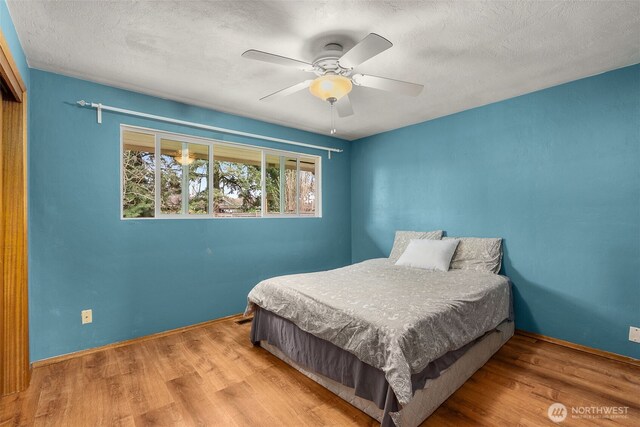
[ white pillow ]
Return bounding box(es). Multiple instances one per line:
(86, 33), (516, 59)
(395, 239), (460, 271)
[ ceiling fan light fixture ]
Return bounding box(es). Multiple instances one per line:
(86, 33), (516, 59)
(309, 74), (352, 102)
(174, 149), (195, 165)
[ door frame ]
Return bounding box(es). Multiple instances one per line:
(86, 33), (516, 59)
(0, 26), (29, 396)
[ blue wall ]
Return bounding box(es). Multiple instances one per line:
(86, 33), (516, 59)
(351, 64), (640, 359)
(11, 0), (638, 362)
(29, 70), (351, 361)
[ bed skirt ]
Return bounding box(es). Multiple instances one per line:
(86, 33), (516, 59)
(251, 307), (514, 426)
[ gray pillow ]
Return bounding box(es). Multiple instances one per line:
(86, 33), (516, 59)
(443, 237), (503, 274)
(389, 230), (443, 262)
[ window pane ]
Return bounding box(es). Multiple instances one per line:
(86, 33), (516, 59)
(187, 143), (210, 215)
(284, 157), (297, 214)
(122, 130), (155, 218)
(160, 139), (183, 214)
(265, 154), (281, 214)
(214, 145), (262, 217)
(160, 139), (210, 215)
(265, 155), (298, 215)
(299, 157), (317, 216)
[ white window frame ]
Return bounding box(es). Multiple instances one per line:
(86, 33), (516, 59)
(120, 124), (322, 220)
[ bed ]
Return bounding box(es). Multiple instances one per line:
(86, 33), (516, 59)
(246, 255), (513, 427)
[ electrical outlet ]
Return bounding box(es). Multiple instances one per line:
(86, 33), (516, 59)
(81, 309), (92, 325)
(629, 326), (640, 344)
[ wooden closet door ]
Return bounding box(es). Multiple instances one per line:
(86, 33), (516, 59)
(0, 28), (29, 395)
(0, 89), (4, 393)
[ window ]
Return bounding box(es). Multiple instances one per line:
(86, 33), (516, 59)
(298, 156), (318, 215)
(122, 131), (156, 218)
(121, 126), (321, 219)
(265, 155), (297, 215)
(214, 145), (261, 217)
(159, 138), (210, 215)
(264, 155), (319, 216)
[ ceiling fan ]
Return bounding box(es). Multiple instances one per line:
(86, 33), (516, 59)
(242, 33), (423, 134)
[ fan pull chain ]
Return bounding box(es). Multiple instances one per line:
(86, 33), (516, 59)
(330, 100), (337, 135)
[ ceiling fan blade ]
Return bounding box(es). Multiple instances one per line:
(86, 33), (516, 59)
(260, 80), (313, 101)
(338, 33), (392, 69)
(352, 74), (423, 96)
(335, 95), (354, 117)
(242, 49), (313, 71)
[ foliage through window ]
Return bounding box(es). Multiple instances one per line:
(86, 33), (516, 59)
(299, 157), (318, 215)
(159, 139), (210, 215)
(265, 155), (298, 215)
(122, 131), (155, 218)
(214, 145), (262, 217)
(121, 127), (321, 219)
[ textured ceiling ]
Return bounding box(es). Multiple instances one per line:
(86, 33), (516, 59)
(8, 1), (640, 140)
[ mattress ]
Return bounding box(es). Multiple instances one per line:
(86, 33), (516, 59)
(246, 258), (512, 406)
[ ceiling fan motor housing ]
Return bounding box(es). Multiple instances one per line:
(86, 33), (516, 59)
(313, 43), (352, 77)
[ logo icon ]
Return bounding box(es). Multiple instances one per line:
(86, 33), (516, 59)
(548, 403), (568, 423)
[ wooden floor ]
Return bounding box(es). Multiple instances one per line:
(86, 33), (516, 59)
(1, 318), (638, 426)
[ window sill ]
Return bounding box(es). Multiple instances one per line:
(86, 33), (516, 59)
(120, 214), (322, 221)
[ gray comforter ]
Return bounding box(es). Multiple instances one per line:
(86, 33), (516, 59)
(245, 258), (511, 405)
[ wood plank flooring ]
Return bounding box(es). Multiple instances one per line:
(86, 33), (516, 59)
(1, 318), (638, 426)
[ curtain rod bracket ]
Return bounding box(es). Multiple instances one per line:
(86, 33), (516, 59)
(76, 100), (101, 123)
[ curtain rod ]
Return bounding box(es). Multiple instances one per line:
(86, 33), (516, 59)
(76, 100), (343, 158)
